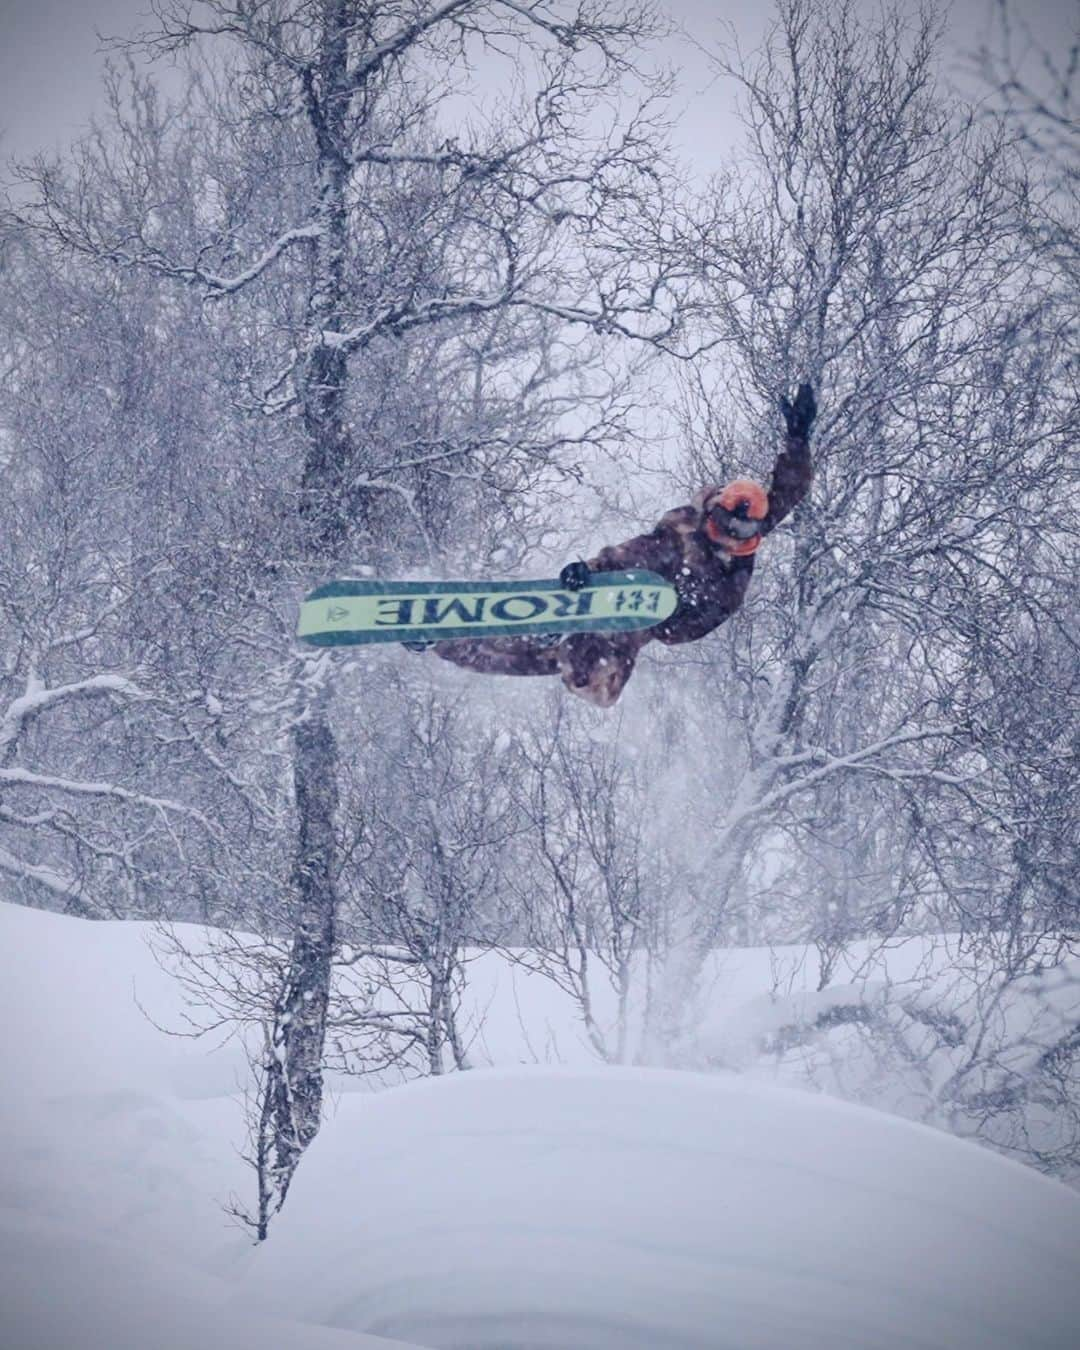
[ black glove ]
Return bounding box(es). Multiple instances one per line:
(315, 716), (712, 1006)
(559, 560), (592, 591)
(780, 382), (817, 440)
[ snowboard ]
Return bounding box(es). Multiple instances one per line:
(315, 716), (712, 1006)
(297, 570), (678, 647)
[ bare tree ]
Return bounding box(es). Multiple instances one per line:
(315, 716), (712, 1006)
(643, 0), (1078, 1059)
(503, 696), (657, 1063)
(0, 228), (231, 917)
(968, 0), (1079, 287)
(8, 0), (689, 1221)
(332, 673), (525, 1078)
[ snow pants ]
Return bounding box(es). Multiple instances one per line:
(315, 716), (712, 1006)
(434, 627), (653, 709)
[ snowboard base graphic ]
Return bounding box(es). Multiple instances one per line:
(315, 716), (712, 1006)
(297, 570), (678, 647)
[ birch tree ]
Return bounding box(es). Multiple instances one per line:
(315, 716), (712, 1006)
(0, 226), (231, 917)
(11, 0), (686, 1217)
(330, 675), (523, 1080)
(503, 697), (658, 1064)
(969, 0), (1079, 288)
(645, 0), (1077, 1056)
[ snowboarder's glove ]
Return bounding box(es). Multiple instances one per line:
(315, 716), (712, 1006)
(780, 383), (817, 441)
(560, 560), (592, 591)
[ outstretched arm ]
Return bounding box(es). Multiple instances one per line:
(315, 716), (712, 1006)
(761, 383), (816, 536)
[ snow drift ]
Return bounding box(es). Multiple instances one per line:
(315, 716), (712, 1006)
(238, 1065), (1080, 1350)
(3, 899), (1080, 1350)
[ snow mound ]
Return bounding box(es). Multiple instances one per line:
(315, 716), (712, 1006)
(0, 901), (424, 1350)
(3, 900), (1079, 1350)
(239, 1066), (1080, 1350)
(0, 1210), (425, 1350)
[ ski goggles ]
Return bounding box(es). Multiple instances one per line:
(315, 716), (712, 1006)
(707, 504), (763, 540)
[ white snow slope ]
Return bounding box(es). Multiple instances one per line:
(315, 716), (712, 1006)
(0, 902), (422, 1350)
(3, 899), (1080, 1350)
(241, 1068), (1080, 1350)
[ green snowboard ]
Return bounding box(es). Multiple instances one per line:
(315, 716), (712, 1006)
(297, 570), (678, 647)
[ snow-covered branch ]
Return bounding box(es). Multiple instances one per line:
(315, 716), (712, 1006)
(0, 672), (148, 763)
(0, 844), (85, 910)
(197, 224), (322, 297)
(0, 766), (216, 828)
(748, 724), (965, 824)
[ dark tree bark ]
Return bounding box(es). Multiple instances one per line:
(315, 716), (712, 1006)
(268, 1), (357, 1214)
(269, 713), (340, 1205)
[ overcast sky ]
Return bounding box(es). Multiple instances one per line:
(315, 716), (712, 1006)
(0, 0), (1075, 174)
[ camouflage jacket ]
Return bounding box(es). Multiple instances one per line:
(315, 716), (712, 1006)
(586, 432), (812, 646)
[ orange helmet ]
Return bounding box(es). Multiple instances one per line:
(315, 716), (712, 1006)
(704, 479), (769, 556)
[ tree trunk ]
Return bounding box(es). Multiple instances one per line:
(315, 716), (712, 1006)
(267, 707), (340, 1202)
(264, 0), (357, 1217)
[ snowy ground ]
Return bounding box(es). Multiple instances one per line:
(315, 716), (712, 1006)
(2, 899), (1079, 1349)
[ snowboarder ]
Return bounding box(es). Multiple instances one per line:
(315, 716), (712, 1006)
(428, 383), (817, 708)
